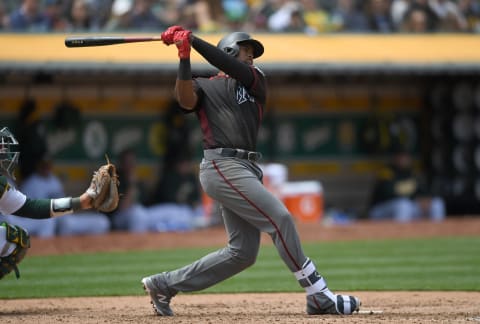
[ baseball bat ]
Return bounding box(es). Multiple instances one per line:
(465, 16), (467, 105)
(65, 36), (163, 48)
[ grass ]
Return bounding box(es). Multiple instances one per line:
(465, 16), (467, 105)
(0, 237), (479, 299)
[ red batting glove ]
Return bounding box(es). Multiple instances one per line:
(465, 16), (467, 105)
(161, 25), (184, 45)
(174, 30), (192, 59)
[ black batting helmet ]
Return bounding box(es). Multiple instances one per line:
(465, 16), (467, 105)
(217, 32), (264, 58)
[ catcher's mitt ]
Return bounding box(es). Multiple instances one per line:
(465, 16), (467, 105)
(86, 155), (120, 213)
(0, 222), (30, 280)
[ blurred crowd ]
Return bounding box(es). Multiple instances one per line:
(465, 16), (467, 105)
(0, 0), (479, 34)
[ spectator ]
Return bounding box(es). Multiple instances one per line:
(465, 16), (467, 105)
(115, 0), (166, 31)
(144, 99), (209, 230)
(155, 0), (181, 29)
(400, 5), (431, 32)
(150, 155), (201, 211)
(5, 0), (49, 31)
(330, 0), (369, 32)
(108, 147), (151, 232)
(391, 0), (412, 28)
(429, 0), (468, 32)
(248, 0), (281, 31)
(111, 148), (206, 233)
(43, 0), (69, 31)
(88, 0), (114, 31)
(176, 0), (209, 31)
(162, 99), (195, 169)
(148, 154), (207, 231)
(267, 1), (307, 32)
(400, 0), (439, 32)
(458, 0), (480, 32)
(1, 0), (478, 33)
(66, 0), (93, 32)
(222, 0), (250, 30)
(104, 0), (132, 31)
(301, 0), (331, 33)
(0, 2), (7, 29)
(13, 98), (48, 181)
(0, 0), (17, 15)
(148, 99), (202, 226)
(365, 0), (396, 33)
(368, 147), (446, 222)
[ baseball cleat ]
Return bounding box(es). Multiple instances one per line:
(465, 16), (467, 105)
(141, 275), (174, 316)
(306, 292), (360, 315)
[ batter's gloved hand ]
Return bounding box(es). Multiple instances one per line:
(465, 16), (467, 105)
(161, 25), (184, 45)
(0, 222), (30, 280)
(174, 30), (192, 59)
(86, 155), (120, 213)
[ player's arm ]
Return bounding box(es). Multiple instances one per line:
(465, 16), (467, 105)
(12, 193), (93, 219)
(174, 59), (198, 110)
(174, 34), (257, 109)
(161, 27), (198, 110)
(191, 36), (256, 88)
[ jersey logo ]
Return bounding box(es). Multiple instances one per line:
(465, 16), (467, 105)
(236, 86), (255, 105)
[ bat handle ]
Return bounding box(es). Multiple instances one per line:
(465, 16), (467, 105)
(124, 36), (163, 43)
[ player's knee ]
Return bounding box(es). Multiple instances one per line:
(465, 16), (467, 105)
(267, 212), (293, 234)
(229, 247), (258, 269)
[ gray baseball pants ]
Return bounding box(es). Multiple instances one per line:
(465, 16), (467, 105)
(162, 149), (308, 294)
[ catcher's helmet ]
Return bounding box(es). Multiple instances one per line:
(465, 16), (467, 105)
(217, 32), (264, 58)
(0, 127), (19, 179)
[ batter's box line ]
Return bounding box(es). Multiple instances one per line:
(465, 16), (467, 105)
(466, 316), (480, 322)
(357, 309), (384, 315)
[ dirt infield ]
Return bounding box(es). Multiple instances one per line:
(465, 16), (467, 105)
(2, 217), (480, 324)
(3, 292), (480, 324)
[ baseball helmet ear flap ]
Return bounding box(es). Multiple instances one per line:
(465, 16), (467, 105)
(217, 32), (264, 58)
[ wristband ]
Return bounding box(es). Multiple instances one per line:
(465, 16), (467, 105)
(178, 59), (192, 80)
(51, 197), (75, 217)
(72, 197), (82, 210)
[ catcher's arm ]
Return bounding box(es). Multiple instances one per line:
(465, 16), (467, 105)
(49, 194), (94, 217)
(12, 194), (94, 219)
(47, 156), (120, 215)
(9, 156), (118, 218)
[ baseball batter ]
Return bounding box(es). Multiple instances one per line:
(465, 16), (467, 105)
(0, 127), (118, 279)
(142, 26), (360, 316)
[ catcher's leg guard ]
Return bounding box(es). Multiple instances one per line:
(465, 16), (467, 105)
(0, 222), (30, 279)
(142, 275), (174, 316)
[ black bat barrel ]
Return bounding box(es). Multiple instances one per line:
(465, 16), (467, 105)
(65, 37), (126, 47)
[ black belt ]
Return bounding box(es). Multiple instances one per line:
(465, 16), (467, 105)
(219, 148), (262, 162)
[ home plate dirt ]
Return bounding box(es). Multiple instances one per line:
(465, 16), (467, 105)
(2, 217), (480, 324)
(1, 292), (480, 324)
